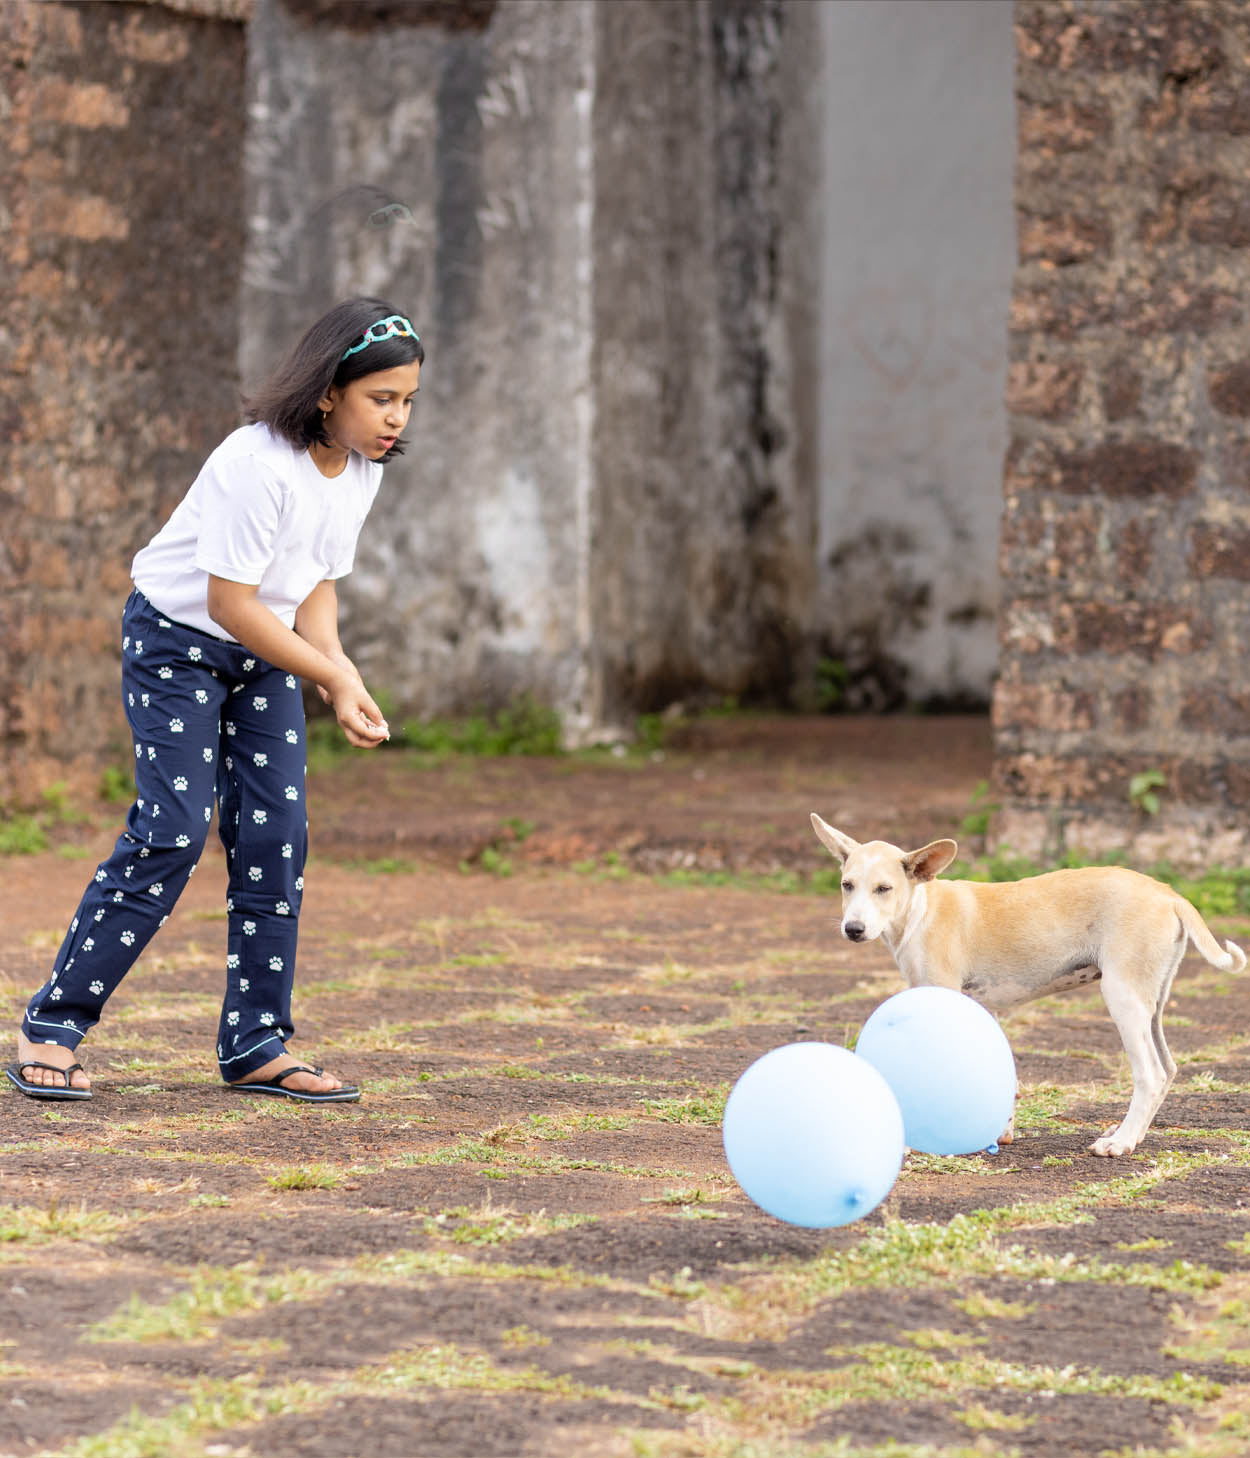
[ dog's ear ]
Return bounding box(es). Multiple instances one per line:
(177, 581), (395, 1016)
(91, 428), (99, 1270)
(902, 839), (958, 882)
(810, 814), (859, 863)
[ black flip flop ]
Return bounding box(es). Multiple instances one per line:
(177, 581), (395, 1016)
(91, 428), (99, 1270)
(227, 1064), (360, 1103)
(5, 1060), (93, 1101)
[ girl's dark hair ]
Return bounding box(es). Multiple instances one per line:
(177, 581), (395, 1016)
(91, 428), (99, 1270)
(243, 296), (424, 461)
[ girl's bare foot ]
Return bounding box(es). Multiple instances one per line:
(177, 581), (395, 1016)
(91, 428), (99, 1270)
(229, 1049), (347, 1096)
(15, 1031), (91, 1092)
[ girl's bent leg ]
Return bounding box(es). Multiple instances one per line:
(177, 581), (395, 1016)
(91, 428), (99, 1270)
(21, 595), (223, 1052)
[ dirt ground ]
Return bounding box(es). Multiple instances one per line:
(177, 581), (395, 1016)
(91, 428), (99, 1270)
(3, 716), (1250, 1458)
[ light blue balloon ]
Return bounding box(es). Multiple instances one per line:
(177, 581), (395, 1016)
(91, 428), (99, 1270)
(722, 1042), (905, 1228)
(855, 987), (1017, 1155)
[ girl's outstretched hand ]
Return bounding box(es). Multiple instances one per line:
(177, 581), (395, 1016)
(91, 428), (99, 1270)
(316, 651), (363, 706)
(328, 676), (390, 748)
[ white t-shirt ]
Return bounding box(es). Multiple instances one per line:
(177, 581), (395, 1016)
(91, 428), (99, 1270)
(131, 423), (383, 640)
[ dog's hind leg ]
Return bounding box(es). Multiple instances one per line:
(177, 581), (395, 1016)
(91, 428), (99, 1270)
(1149, 945), (1184, 1094)
(1091, 938), (1185, 1157)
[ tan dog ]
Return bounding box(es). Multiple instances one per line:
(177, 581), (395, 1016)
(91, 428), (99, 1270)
(810, 814), (1246, 1157)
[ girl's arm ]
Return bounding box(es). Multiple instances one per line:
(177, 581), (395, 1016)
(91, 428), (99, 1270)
(206, 575), (388, 748)
(294, 579), (361, 702)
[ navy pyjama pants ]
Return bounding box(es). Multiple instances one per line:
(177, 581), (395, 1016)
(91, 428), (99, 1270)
(22, 591), (310, 1081)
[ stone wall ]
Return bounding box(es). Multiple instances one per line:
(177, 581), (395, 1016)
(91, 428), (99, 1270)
(0, 0), (248, 802)
(994, 0), (1250, 867)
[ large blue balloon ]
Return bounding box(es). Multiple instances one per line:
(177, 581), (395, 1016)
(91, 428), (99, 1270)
(722, 1042), (905, 1228)
(855, 987), (1017, 1155)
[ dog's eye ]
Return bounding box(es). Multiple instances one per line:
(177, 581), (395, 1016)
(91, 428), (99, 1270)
(874, 884), (891, 895)
(841, 880), (854, 893)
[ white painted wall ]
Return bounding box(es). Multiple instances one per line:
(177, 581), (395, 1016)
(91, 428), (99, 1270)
(817, 0), (1016, 705)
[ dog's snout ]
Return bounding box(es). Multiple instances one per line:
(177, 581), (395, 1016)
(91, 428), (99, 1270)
(843, 920), (866, 943)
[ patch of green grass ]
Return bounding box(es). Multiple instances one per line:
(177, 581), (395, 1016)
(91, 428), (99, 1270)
(524, 1110), (633, 1140)
(1013, 1083), (1075, 1131)
(955, 1401), (1035, 1433)
(366, 1338), (642, 1402)
(822, 1341), (1221, 1409)
(952, 1290), (1035, 1321)
(424, 1207), (598, 1247)
(641, 1089), (728, 1125)
(345, 855), (420, 874)
(958, 780), (1001, 839)
(643, 1186), (726, 1210)
(88, 1264), (324, 1343)
(903, 1152), (1017, 1177)
(1184, 1071), (1244, 1094)
(57, 1374), (323, 1458)
(501, 1323), (552, 1349)
(0, 782), (102, 853)
(0, 812), (49, 855)
(0, 1201), (126, 1244)
(479, 845), (513, 876)
(99, 763), (135, 804)
(266, 1164), (342, 1191)
(401, 696), (564, 757)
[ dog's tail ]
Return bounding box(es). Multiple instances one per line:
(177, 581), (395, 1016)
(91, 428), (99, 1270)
(1175, 897), (1247, 972)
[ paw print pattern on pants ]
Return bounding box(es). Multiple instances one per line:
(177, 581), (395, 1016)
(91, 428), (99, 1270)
(26, 598), (310, 1075)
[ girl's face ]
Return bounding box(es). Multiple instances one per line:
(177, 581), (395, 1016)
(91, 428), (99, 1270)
(319, 360), (422, 462)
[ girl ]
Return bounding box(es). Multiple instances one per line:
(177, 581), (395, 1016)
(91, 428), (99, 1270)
(6, 297), (423, 1104)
